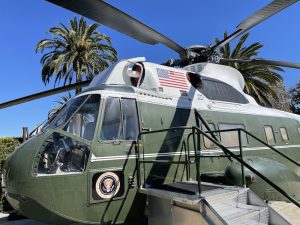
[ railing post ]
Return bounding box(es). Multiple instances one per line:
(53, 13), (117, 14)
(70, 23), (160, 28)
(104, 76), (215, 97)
(183, 141), (190, 181)
(135, 139), (141, 188)
(192, 127), (202, 195)
(238, 129), (246, 188)
(142, 138), (146, 188)
(187, 133), (194, 181)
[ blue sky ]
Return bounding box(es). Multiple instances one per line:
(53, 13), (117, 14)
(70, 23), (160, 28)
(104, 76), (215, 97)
(0, 0), (300, 137)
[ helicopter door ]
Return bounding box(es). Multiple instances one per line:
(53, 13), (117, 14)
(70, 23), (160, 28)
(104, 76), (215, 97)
(100, 97), (139, 142)
(90, 97), (139, 203)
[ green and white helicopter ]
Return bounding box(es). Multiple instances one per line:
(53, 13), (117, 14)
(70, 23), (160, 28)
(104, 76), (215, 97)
(1, 0), (300, 224)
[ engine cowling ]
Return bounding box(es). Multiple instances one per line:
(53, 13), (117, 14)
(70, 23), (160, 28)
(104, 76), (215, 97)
(225, 156), (300, 202)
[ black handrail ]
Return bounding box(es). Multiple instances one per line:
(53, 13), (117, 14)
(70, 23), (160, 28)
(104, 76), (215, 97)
(194, 110), (219, 143)
(136, 126), (202, 194)
(135, 125), (300, 207)
(205, 128), (300, 168)
(194, 110), (233, 161)
(192, 126), (300, 207)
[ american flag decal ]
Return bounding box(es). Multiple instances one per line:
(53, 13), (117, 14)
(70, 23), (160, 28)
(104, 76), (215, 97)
(157, 68), (188, 90)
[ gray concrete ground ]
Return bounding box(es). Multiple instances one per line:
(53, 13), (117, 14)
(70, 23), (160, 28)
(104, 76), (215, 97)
(269, 201), (300, 225)
(0, 214), (47, 225)
(0, 202), (299, 225)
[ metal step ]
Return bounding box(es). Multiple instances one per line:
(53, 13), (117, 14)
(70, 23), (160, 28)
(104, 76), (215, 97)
(239, 221), (268, 225)
(205, 189), (248, 205)
(141, 182), (291, 225)
(205, 190), (268, 224)
(204, 187), (289, 225)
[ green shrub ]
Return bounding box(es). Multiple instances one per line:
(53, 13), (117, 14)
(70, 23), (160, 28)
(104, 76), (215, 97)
(0, 137), (20, 212)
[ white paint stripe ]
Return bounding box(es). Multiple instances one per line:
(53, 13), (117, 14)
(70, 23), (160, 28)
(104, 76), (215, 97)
(90, 144), (300, 162)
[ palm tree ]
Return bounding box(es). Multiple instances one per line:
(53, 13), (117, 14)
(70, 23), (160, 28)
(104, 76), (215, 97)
(290, 81), (300, 114)
(36, 17), (117, 94)
(48, 92), (72, 119)
(215, 32), (283, 107)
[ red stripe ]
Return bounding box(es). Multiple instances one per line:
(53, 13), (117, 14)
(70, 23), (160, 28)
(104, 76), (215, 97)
(167, 76), (186, 80)
(159, 78), (187, 84)
(159, 77), (187, 83)
(168, 71), (184, 75)
(161, 74), (186, 79)
(160, 82), (187, 86)
(160, 83), (188, 90)
(159, 81), (188, 89)
(160, 82), (188, 89)
(168, 73), (185, 78)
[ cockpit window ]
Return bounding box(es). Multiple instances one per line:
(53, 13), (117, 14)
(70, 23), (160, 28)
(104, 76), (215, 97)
(122, 99), (139, 140)
(100, 97), (139, 141)
(42, 95), (100, 141)
(43, 95), (87, 131)
(100, 97), (122, 140)
(63, 95), (100, 141)
(37, 132), (90, 175)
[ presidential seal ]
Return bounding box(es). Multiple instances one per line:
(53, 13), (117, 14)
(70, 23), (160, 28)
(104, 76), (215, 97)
(95, 172), (120, 199)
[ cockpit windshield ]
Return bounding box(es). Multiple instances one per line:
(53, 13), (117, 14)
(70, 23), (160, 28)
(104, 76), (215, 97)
(42, 94), (100, 141)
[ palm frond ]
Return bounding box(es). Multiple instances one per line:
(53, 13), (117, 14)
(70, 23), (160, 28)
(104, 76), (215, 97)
(36, 16), (118, 90)
(215, 31), (284, 107)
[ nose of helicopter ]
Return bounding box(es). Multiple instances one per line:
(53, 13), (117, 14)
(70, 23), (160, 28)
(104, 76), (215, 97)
(1, 136), (56, 218)
(1, 135), (81, 225)
(2, 138), (38, 209)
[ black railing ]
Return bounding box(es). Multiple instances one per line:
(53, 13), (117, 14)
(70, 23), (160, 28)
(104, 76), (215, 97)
(135, 126), (202, 195)
(191, 126), (300, 207)
(206, 127), (300, 168)
(136, 116), (300, 207)
(195, 109), (300, 191)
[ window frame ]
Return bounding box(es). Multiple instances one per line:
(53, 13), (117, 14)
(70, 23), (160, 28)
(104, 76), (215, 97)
(99, 97), (140, 142)
(202, 123), (218, 149)
(36, 132), (91, 176)
(43, 94), (101, 142)
(120, 98), (141, 141)
(264, 125), (276, 146)
(279, 127), (289, 144)
(218, 123), (248, 148)
(46, 95), (89, 131)
(63, 94), (101, 141)
(190, 76), (249, 104)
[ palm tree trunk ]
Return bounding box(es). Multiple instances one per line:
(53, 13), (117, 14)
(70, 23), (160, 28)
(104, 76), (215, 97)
(75, 67), (83, 94)
(74, 67), (83, 136)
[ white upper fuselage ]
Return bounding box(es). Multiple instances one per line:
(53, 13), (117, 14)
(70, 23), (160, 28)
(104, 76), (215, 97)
(86, 58), (300, 123)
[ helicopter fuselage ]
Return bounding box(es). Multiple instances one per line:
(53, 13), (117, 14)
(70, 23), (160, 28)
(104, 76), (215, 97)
(2, 60), (300, 224)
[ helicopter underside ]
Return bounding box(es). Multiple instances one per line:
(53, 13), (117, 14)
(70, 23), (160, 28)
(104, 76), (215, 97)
(6, 193), (71, 224)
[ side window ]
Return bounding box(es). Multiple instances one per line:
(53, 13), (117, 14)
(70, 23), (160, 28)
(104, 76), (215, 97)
(202, 123), (217, 148)
(100, 97), (139, 141)
(279, 127), (289, 144)
(219, 123), (247, 147)
(192, 76), (249, 104)
(63, 95), (100, 141)
(121, 99), (139, 140)
(100, 97), (123, 140)
(264, 126), (276, 145)
(38, 132), (90, 175)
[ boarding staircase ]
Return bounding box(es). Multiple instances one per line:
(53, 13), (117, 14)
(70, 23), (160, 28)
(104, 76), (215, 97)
(140, 182), (289, 225)
(135, 110), (300, 225)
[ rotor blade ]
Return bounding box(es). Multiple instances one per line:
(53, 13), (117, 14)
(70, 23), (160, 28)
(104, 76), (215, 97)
(46, 0), (185, 55)
(220, 58), (300, 69)
(212, 0), (299, 49)
(0, 81), (90, 110)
